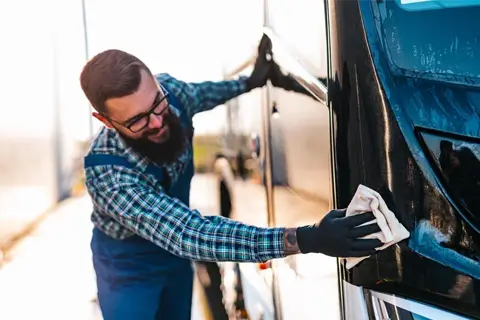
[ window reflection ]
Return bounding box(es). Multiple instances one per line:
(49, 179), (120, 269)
(431, 138), (480, 260)
(438, 139), (480, 220)
(374, 0), (480, 81)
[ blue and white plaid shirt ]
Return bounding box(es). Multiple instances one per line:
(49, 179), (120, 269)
(85, 73), (285, 263)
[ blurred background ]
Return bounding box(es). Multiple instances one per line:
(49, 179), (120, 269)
(0, 1), (266, 318)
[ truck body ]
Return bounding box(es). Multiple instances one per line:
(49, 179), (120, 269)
(211, 0), (480, 319)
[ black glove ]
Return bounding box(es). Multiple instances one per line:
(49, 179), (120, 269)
(246, 34), (273, 91)
(269, 62), (296, 91)
(269, 62), (328, 100)
(296, 209), (383, 257)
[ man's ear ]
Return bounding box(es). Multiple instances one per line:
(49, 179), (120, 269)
(92, 112), (113, 128)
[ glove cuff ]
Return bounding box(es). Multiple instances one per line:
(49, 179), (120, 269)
(296, 225), (316, 254)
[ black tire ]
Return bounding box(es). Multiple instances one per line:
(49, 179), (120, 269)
(219, 263), (251, 320)
(232, 264), (250, 319)
(220, 180), (232, 219)
(196, 261), (229, 320)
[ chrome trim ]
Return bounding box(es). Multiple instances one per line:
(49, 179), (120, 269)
(369, 290), (471, 320)
(342, 281), (369, 320)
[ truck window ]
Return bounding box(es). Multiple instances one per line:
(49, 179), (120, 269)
(421, 132), (480, 226)
(374, 1), (480, 83)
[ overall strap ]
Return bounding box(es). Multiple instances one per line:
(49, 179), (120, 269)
(84, 154), (132, 168)
(166, 89), (185, 121)
(165, 87), (193, 135)
(84, 154), (170, 191)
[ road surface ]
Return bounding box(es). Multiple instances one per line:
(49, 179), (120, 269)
(0, 175), (215, 320)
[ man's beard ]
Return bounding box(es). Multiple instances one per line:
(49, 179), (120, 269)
(119, 111), (187, 165)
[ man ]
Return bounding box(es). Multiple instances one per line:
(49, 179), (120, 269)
(80, 43), (383, 320)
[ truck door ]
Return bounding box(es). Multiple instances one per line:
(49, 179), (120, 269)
(264, 0), (340, 318)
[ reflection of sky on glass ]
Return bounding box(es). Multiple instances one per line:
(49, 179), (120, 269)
(378, 0), (480, 80)
(412, 314), (429, 320)
(422, 133), (480, 160)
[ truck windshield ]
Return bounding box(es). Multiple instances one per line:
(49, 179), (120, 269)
(375, 1), (480, 84)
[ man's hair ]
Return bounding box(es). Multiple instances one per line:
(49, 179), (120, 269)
(80, 49), (152, 114)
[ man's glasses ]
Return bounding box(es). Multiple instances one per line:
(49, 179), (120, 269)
(106, 86), (171, 133)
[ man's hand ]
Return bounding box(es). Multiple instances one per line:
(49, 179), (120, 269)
(246, 34), (273, 91)
(295, 209), (384, 258)
(246, 34), (320, 94)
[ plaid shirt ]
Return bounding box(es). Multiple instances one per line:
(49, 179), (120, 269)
(85, 73), (285, 263)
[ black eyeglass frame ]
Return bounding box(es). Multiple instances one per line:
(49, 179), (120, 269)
(103, 84), (171, 133)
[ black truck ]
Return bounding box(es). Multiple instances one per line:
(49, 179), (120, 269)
(202, 0), (480, 319)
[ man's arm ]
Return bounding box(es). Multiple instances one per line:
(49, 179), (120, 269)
(284, 228), (301, 255)
(86, 166), (286, 263)
(156, 36), (276, 116)
(157, 73), (249, 118)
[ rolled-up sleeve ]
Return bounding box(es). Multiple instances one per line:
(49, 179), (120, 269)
(86, 166), (285, 262)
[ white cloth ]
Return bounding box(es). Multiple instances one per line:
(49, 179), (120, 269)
(343, 184), (410, 269)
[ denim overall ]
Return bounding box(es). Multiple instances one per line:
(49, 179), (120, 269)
(86, 90), (195, 320)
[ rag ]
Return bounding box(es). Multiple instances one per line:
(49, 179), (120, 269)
(343, 184), (410, 269)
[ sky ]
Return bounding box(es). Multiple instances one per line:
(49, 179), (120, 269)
(0, 0), (264, 142)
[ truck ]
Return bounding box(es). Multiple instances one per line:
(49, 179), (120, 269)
(208, 0), (480, 319)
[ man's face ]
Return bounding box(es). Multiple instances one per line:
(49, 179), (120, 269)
(100, 69), (170, 143)
(93, 69), (187, 164)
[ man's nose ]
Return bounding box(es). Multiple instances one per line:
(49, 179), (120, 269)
(148, 113), (164, 129)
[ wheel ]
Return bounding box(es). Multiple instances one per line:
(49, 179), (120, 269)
(219, 180), (232, 219)
(219, 263), (251, 320)
(196, 261), (229, 320)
